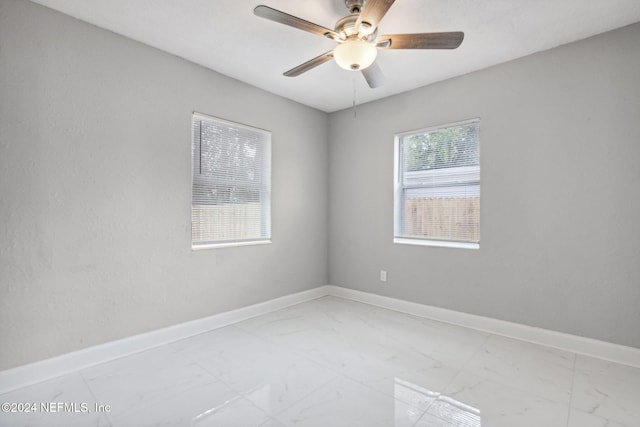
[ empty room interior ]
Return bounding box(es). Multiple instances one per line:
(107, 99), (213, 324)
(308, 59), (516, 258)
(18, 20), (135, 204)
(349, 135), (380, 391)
(1, 0), (640, 426)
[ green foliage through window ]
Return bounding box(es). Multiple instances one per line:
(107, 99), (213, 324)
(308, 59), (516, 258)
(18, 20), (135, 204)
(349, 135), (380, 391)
(403, 124), (479, 171)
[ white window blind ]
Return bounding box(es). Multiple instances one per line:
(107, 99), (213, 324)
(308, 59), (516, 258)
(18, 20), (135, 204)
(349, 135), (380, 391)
(395, 119), (480, 247)
(191, 113), (271, 248)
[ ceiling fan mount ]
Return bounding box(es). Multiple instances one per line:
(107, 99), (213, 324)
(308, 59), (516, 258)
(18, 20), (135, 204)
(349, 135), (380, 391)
(254, 0), (464, 88)
(344, 0), (365, 14)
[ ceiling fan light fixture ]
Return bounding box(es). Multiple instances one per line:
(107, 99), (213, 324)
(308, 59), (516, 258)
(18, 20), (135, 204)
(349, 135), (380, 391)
(333, 39), (377, 71)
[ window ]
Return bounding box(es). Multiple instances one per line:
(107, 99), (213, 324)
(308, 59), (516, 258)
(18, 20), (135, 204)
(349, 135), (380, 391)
(394, 119), (480, 249)
(191, 113), (271, 249)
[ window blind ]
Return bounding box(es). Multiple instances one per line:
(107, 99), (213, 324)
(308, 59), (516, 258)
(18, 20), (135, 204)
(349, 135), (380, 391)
(191, 113), (271, 247)
(396, 119), (480, 245)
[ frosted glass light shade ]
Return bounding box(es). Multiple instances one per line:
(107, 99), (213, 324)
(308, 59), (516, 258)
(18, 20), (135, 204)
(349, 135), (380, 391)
(333, 39), (377, 71)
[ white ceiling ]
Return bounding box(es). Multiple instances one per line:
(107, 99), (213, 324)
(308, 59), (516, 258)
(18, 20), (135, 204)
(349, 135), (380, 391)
(30, 0), (640, 112)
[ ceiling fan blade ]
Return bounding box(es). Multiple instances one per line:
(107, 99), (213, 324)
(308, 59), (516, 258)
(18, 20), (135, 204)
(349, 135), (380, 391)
(284, 51), (335, 77)
(379, 32), (464, 49)
(356, 0), (395, 32)
(362, 62), (385, 88)
(254, 5), (342, 41)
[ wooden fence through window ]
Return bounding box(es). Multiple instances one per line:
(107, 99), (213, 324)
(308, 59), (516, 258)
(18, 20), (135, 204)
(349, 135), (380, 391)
(404, 197), (480, 243)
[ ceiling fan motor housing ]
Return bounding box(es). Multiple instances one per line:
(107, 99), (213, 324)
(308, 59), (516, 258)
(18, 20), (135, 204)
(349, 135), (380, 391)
(335, 12), (376, 41)
(335, 13), (359, 38)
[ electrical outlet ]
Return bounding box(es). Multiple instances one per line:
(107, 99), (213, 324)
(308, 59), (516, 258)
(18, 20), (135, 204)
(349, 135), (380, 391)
(380, 270), (388, 282)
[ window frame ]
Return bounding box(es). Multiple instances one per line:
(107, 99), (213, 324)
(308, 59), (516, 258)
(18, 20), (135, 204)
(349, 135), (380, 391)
(393, 118), (480, 250)
(191, 112), (272, 250)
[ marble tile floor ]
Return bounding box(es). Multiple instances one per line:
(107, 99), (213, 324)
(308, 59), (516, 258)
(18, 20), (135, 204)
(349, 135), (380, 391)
(1, 296), (639, 427)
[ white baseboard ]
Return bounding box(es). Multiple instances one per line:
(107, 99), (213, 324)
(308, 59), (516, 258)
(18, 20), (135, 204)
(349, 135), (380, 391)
(2, 284), (638, 394)
(325, 285), (640, 369)
(0, 286), (328, 395)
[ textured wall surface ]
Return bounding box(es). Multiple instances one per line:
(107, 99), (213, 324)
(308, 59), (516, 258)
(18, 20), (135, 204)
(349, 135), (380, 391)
(0, 0), (328, 370)
(328, 23), (640, 348)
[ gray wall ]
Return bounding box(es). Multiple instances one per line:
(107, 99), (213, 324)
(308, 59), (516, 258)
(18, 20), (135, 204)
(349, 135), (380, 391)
(0, 0), (328, 370)
(328, 23), (640, 348)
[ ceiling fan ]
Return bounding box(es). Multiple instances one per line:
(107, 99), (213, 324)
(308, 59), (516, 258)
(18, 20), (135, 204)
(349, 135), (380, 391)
(254, 0), (464, 88)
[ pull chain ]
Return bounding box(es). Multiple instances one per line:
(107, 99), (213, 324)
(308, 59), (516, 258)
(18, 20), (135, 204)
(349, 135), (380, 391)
(352, 75), (357, 119)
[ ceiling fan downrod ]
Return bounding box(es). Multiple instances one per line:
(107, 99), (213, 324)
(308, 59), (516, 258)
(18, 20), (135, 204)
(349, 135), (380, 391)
(345, 0), (364, 14)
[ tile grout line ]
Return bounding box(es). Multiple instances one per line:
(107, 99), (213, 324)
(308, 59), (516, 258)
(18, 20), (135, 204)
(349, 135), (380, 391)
(78, 369), (115, 427)
(268, 376), (344, 423)
(414, 332), (491, 426)
(564, 353), (578, 427)
(180, 354), (280, 426)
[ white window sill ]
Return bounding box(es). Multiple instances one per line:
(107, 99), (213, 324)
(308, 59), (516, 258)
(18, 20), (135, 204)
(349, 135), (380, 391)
(394, 237), (479, 250)
(192, 240), (272, 251)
